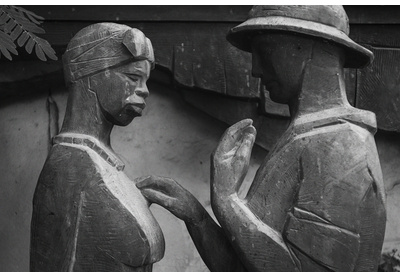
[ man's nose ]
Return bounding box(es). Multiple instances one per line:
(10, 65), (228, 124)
(252, 54), (262, 78)
(252, 67), (262, 78)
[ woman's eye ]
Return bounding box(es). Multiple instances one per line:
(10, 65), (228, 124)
(125, 74), (139, 82)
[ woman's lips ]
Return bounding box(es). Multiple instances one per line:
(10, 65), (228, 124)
(124, 102), (146, 116)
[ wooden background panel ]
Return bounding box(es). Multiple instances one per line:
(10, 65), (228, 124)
(356, 47), (400, 132)
(350, 25), (400, 48)
(345, 6), (400, 24)
(181, 88), (289, 151)
(17, 21), (260, 99)
(23, 5), (251, 22)
(5, 5), (400, 134)
(24, 6), (400, 24)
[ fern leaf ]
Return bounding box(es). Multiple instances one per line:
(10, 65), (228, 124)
(2, 6), (44, 34)
(25, 36), (34, 54)
(0, 29), (17, 60)
(0, 29), (17, 54)
(0, 11), (8, 25)
(35, 36), (57, 60)
(18, 17), (45, 34)
(13, 6), (44, 25)
(0, 43), (12, 60)
(35, 43), (46, 61)
(17, 30), (28, 47)
(25, 12), (42, 25)
(4, 19), (16, 33)
(10, 24), (22, 40)
(0, 5), (57, 61)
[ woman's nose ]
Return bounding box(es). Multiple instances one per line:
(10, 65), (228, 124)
(135, 84), (149, 98)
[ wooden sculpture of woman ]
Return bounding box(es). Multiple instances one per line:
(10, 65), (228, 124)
(30, 23), (164, 271)
(137, 6), (386, 271)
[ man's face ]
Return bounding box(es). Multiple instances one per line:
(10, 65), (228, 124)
(251, 33), (311, 104)
(89, 60), (151, 126)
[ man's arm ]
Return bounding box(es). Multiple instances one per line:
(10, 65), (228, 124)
(135, 176), (246, 271)
(210, 119), (298, 271)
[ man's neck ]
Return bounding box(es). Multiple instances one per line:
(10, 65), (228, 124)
(289, 43), (350, 119)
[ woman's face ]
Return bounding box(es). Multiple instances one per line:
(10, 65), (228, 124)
(89, 60), (151, 126)
(251, 33), (312, 104)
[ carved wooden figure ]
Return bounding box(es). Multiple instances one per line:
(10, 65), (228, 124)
(137, 6), (386, 272)
(30, 23), (164, 271)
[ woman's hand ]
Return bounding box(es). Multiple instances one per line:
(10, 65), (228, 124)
(211, 119), (256, 197)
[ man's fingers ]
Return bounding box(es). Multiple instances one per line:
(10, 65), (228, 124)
(216, 119), (254, 154)
(141, 188), (193, 222)
(235, 131), (256, 163)
(134, 175), (153, 187)
(243, 125), (256, 137)
(136, 175), (177, 190)
(223, 119), (253, 141)
(136, 175), (189, 202)
(140, 188), (176, 208)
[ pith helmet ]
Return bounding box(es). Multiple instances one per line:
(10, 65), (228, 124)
(227, 5), (373, 68)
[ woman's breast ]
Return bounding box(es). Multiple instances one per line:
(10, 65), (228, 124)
(93, 158), (165, 266)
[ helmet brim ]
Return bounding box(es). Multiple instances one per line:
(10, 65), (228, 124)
(227, 16), (373, 69)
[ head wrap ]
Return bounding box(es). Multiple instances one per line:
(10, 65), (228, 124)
(63, 23), (155, 84)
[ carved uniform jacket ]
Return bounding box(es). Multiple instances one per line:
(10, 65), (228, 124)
(217, 107), (386, 271)
(30, 133), (165, 271)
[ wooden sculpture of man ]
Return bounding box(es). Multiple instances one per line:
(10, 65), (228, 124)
(137, 6), (387, 271)
(30, 23), (165, 271)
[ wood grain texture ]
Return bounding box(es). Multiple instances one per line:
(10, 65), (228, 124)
(22, 5), (252, 22)
(30, 23), (165, 272)
(211, 26), (386, 271)
(344, 6), (400, 24)
(356, 47), (400, 131)
(350, 25), (400, 48)
(212, 109), (386, 271)
(23, 5), (400, 24)
(5, 7), (400, 138)
(31, 140), (164, 271)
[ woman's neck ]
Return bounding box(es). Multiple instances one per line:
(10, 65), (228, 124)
(289, 43), (350, 120)
(59, 79), (113, 148)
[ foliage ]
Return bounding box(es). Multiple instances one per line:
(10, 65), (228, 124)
(379, 249), (400, 272)
(0, 5), (57, 61)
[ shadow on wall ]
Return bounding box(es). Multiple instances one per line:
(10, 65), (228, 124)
(0, 81), (266, 272)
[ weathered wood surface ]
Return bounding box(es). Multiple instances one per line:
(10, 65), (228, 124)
(345, 6), (400, 24)
(23, 5), (400, 24)
(1, 21), (259, 99)
(211, 6), (385, 271)
(182, 88), (289, 151)
(3, 6), (400, 145)
(132, 6), (387, 272)
(210, 28), (386, 271)
(350, 25), (400, 48)
(356, 47), (400, 131)
(23, 5), (251, 22)
(30, 23), (164, 271)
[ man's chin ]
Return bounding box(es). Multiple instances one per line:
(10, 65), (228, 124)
(269, 93), (287, 104)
